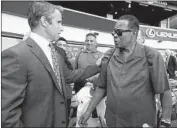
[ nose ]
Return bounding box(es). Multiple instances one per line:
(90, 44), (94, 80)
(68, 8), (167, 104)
(86, 41), (91, 45)
(112, 33), (120, 41)
(60, 25), (64, 32)
(88, 41), (92, 44)
(114, 36), (121, 42)
(113, 33), (118, 38)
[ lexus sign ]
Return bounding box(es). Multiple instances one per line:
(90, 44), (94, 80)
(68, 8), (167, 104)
(140, 26), (177, 42)
(146, 28), (177, 39)
(146, 29), (156, 38)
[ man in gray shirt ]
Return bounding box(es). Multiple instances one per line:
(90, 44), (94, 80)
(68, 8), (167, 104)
(79, 15), (172, 127)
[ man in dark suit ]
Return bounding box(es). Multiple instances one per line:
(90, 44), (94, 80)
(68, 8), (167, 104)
(165, 49), (177, 79)
(1, 1), (100, 127)
(54, 37), (76, 120)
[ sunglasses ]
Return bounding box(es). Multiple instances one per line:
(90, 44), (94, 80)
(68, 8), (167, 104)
(57, 43), (68, 47)
(111, 29), (132, 36)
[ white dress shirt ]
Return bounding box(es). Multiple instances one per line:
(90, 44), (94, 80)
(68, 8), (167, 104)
(30, 32), (54, 69)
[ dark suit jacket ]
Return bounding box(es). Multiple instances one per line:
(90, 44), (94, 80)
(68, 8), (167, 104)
(1, 37), (99, 127)
(53, 44), (73, 99)
(53, 44), (73, 70)
(167, 55), (177, 79)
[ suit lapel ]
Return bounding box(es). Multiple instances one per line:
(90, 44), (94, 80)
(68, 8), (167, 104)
(53, 46), (69, 97)
(56, 53), (67, 94)
(25, 37), (62, 94)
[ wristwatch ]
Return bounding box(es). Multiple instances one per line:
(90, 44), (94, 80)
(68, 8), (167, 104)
(160, 120), (171, 128)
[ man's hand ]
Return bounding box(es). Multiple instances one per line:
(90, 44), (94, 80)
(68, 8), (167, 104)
(96, 55), (104, 66)
(78, 112), (91, 127)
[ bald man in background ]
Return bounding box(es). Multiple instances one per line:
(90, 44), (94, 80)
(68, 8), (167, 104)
(73, 33), (103, 93)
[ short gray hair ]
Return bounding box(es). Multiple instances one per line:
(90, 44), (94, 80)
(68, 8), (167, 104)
(119, 15), (140, 31)
(27, 1), (63, 30)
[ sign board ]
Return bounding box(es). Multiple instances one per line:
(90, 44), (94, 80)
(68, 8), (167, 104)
(140, 26), (177, 42)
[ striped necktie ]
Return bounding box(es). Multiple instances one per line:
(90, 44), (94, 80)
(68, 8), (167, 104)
(49, 43), (63, 95)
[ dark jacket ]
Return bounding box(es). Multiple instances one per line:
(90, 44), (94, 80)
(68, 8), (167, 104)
(167, 55), (177, 79)
(1, 38), (99, 127)
(53, 44), (73, 99)
(53, 44), (73, 70)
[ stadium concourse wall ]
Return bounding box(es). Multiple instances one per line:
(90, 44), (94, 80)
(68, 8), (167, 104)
(1, 12), (114, 54)
(2, 3), (177, 54)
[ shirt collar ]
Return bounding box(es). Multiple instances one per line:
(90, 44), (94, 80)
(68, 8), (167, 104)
(83, 48), (97, 53)
(113, 43), (144, 59)
(30, 32), (51, 47)
(130, 43), (144, 58)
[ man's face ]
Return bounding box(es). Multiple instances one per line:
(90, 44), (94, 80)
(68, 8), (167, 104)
(85, 35), (97, 51)
(56, 40), (68, 50)
(112, 20), (134, 48)
(45, 10), (63, 42)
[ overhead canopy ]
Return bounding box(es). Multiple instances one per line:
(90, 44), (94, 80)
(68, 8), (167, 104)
(2, 1), (177, 33)
(51, 1), (177, 26)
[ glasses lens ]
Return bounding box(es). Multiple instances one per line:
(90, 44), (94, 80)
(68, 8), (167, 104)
(115, 29), (123, 36)
(113, 29), (132, 36)
(111, 30), (122, 36)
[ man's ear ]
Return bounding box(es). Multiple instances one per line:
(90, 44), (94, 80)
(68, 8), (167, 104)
(40, 16), (48, 27)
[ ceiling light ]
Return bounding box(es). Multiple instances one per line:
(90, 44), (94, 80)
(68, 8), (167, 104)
(139, 3), (149, 7)
(147, 2), (153, 5)
(125, 0), (131, 4)
(164, 8), (172, 11)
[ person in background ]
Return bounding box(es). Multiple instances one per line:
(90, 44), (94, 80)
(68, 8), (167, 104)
(73, 33), (103, 93)
(1, 1), (100, 127)
(73, 33), (103, 119)
(165, 49), (177, 79)
(54, 37), (73, 122)
(79, 15), (172, 127)
(54, 37), (73, 70)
